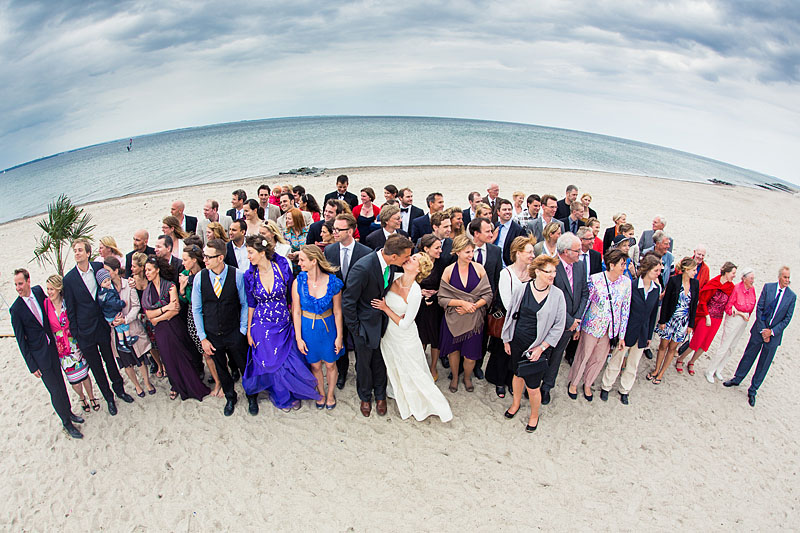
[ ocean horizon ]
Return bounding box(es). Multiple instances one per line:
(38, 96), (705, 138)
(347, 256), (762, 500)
(1, 115), (793, 224)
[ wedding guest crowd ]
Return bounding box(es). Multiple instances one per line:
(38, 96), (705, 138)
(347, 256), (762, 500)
(12, 176), (794, 439)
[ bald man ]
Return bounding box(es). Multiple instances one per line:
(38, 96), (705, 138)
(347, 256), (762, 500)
(124, 229), (155, 278)
(170, 200), (198, 234)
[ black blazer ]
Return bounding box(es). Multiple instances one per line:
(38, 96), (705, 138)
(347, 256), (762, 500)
(185, 215), (198, 234)
(559, 216), (585, 235)
(578, 250), (603, 277)
(625, 281), (661, 347)
(659, 276), (700, 327)
(409, 214), (432, 243)
(365, 228), (409, 251)
(168, 256), (184, 284)
(602, 227), (616, 254)
(324, 191), (358, 210)
(10, 286), (60, 374)
(554, 260), (589, 328)
(226, 208), (244, 221)
(224, 241), (243, 270)
(481, 197), (506, 224)
(341, 252), (397, 349)
(415, 236), (452, 257)
(480, 242), (503, 295)
(496, 220), (526, 267)
(555, 198), (571, 220)
(324, 241), (371, 285)
(62, 262), (109, 347)
(305, 220), (324, 245)
(125, 245), (155, 278)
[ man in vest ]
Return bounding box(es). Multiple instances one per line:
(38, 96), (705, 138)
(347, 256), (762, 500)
(191, 239), (256, 416)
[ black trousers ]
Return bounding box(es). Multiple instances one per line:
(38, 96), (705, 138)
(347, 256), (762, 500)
(336, 327), (355, 378)
(206, 330), (253, 400)
(543, 328), (574, 391)
(40, 366), (72, 426)
(80, 331), (124, 401)
(353, 336), (387, 402)
(485, 336), (512, 387)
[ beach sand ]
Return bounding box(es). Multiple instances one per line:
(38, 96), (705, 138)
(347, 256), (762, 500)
(1, 166), (798, 531)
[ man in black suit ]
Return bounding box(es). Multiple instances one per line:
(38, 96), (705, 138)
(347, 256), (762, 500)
(468, 217), (503, 379)
(481, 183), (506, 224)
(494, 199), (526, 267)
(124, 229), (155, 277)
(62, 239), (134, 415)
(410, 191), (444, 243)
(419, 211), (453, 255)
(543, 234), (589, 404)
(555, 184), (579, 219)
(462, 191), (483, 227)
(154, 235), (183, 283)
(11, 269), (84, 438)
(342, 234), (413, 417)
(559, 200), (586, 236)
(325, 213), (372, 389)
(306, 200), (342, 245)
(365, 204), (408, 250)
(577, 227), (603, 279)
(226, 189), (247, 221)
(397, 187), (424, 234)
(170, 200), (197, 234)
(323, 174), (358, 210)
(224, 220), (248, 271)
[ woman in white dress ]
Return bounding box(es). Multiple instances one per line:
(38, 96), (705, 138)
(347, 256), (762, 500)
(371, 253), (453, 422)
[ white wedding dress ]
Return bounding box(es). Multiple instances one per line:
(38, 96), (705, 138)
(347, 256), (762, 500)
(381, 283), (453, 422)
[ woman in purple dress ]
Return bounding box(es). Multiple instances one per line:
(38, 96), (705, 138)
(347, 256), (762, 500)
(141, 256), (210, 401)
(242, 236), (320, 411)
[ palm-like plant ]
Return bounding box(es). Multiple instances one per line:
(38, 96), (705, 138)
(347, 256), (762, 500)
(32, 194), (96, 276)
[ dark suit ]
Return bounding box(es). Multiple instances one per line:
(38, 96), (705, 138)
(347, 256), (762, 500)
(125, 245), (155, 278)
(731, 283), (796, 396)
(476, 243), (503, 295)
(184, 215), (198, 235)
(324, 191), (358, 210)
(555, 198), (571, 220)
(168, 256), (183, 284)
(409, 214), (433, 243)
(481, 197), (506, 224)
(462, 208), (473, 227)
(559, 216), (585, 236)
(624, 281), (661, 348)
(602, 227), (616, 254)
(224, 241), (245, 270)
(226, 208), (244, 221)
(341, 252), (396, 402)
(495, 220), (526, 267)
(578, 250), (603, 280)
(365, 228), (409, 251)
(10, 286), (73, 425)
(306, 220), (325, 245)
(325, 241), (372, 380)
(62, 262), (124, 400)
(544, 260), (589, 391)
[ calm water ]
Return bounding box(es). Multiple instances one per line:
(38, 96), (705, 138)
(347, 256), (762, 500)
(0, 115), (787, 224)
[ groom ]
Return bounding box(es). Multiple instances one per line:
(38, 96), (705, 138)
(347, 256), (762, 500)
(343, 233), (413, 417)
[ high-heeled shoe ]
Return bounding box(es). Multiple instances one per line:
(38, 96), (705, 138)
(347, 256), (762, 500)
(567, 385), (577, 400)
(525, 422), (538, 433)
(504, 408), (518, 419)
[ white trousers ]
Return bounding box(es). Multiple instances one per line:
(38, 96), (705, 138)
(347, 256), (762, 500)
(601, 345), (644, 395)
(706, 315), (749, 377)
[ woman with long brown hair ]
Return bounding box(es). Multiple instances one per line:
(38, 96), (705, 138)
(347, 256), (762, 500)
(162, 215), (189, 259)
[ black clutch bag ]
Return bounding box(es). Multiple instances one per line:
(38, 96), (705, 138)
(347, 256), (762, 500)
(516, 347), (551, 377)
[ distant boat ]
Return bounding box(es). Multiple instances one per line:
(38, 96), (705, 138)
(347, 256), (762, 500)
(126, 138), (133, 152)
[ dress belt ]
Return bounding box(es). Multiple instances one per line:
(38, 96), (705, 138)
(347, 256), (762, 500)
(302, 309), (333, 332)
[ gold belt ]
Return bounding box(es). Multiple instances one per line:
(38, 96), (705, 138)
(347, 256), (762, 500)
(302, 309), (333, 332)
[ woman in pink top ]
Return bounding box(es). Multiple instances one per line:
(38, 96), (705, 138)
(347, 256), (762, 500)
(705, 268), (756, 383)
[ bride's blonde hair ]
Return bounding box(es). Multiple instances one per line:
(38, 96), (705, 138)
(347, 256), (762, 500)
(415, 253), (434, 283)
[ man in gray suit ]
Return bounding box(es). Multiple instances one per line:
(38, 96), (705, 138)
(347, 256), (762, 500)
(639, 215), (673, 254)
(197, 199), (233, 246)
(527, 194), (565, 241)
(542, 233), (588, 405)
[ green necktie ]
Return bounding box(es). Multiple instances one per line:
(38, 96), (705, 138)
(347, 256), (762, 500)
(383, 266), (390, 289)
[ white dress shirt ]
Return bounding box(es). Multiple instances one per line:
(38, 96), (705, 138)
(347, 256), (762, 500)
(232, 241), (248, 269)
(399, 205), (412, 232)
(78, 264), (98, 299)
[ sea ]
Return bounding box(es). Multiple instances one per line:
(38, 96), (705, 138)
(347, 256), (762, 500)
(0, 115), (791, 224)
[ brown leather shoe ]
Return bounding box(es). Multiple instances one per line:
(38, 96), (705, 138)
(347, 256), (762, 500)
(360, 401), (371, 417)
(376, 399), (387, 416)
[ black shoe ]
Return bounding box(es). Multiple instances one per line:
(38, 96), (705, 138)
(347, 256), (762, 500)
(150, 361), (158, 374)
(442, 357), (450, 369)
(231, 368), (241, 382)
(748, 394), (756, 407)
(723, 379), (739, 387)
(117, 392), (134, 404)
(336, 373), (347, 390)
(116, 340), (132, 353)
(248, 397), (259, 415)
(69, 413), (84, 424)
(643, 348), (653, 360)
(207, 375), (215, 384)
(619, 393), (629, 405)
(583, 390), (593, 402)
(63, 423), (83, 439)
(504, 409), (517, 419)
(525, 423), (538, 433)
(565, 357), (574, 366)
(448, 372), (453, 380)
(107, 400), (118, 416)
(567, 386), (577, 400)
(600, 389), (609, 402)
(473, 367), (484, 380)
(541, 388), (551, 405)
(223, 398), (237, 417)
(495, 386), (506, 398)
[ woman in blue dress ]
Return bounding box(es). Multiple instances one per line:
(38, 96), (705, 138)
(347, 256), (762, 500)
(242, 236), (320, 411)
(292, 245), (344, 409)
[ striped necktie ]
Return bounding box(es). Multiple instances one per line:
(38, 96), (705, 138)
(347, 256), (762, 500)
(213, 275), (222, 297)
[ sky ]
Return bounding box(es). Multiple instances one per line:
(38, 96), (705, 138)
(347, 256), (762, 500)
(1, 0), (798, 182)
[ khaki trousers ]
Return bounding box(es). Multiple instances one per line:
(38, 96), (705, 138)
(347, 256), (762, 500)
(601, 345), (644, 394)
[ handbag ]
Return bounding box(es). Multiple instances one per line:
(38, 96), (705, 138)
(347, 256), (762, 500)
(486, 268), (512, 338)
(602, 273), (620, 350)
(517, 347), (551, 377)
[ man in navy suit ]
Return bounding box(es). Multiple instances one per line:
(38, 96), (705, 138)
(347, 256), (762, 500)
(494, 199), (526, 267)
(559, 201), (586, 236)
(226, 189), (247, 221)
(410, 191), (444, 243)
(462, 191), (482, 227)
(306, 200), (342, 245)
(170, 200), (197, 234)
(397, 187), (424, 234)
(323, 174), (358, 210)
(725, 267), (795, 406)
(62, 239), (134, 415)
(11, 269), (84, 438)
(325, 213), (372, 389)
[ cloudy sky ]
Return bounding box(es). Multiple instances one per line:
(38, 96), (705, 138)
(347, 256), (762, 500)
(2, 0), (798, 181)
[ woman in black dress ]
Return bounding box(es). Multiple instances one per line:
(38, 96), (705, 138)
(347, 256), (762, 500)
(415, 234), (446, 380)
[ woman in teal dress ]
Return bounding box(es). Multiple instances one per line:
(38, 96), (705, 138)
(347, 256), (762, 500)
(292, 245), (344, 409)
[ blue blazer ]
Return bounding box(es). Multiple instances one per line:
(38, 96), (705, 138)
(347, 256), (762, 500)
(625, 281), (661, 347)
(751, 283), (796, 346)
(409, 214), (432, 243)
(62, 261), (110, 347)
(10, 286), (60, 374)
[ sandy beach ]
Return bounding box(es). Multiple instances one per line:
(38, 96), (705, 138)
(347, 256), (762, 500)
(1, 165), (798, 531)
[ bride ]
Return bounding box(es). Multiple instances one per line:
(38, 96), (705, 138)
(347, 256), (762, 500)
(371, 253), (453, 422)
